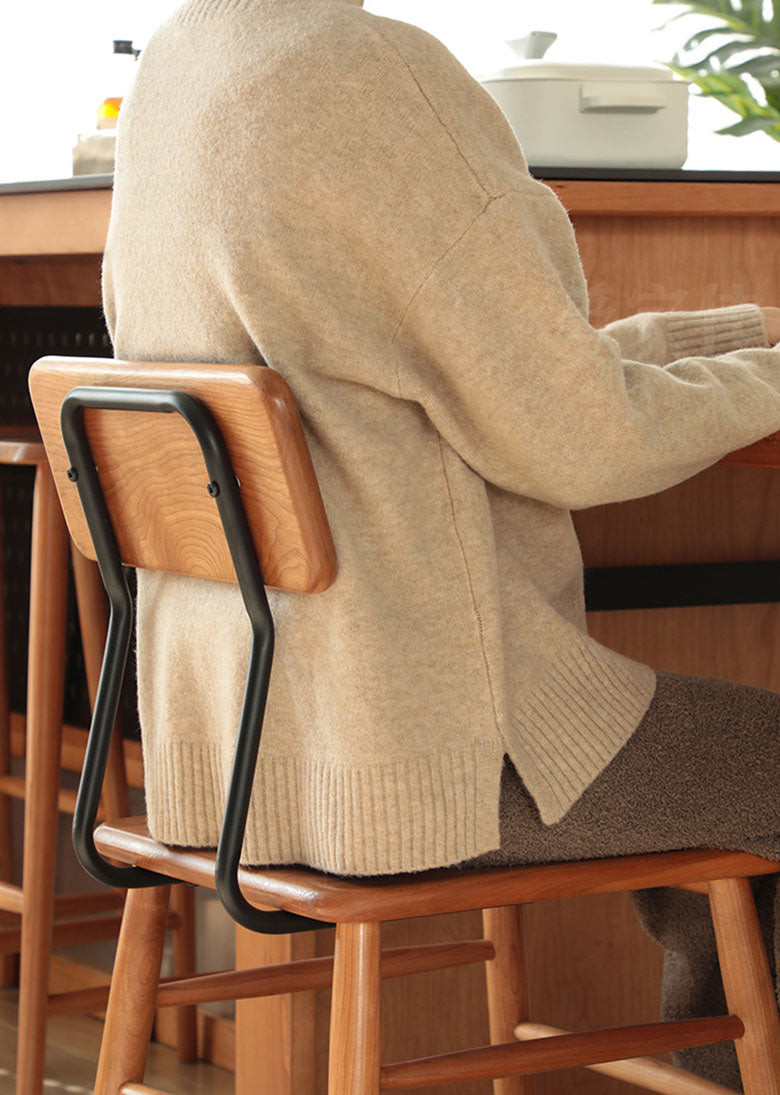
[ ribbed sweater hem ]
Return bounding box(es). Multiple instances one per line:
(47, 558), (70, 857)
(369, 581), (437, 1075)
(506, 637), (657, 825)
(665, 304), (768, 360)
(143, 740), (504, 876)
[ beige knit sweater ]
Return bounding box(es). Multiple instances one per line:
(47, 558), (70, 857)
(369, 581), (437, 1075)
(103, 0), (780, 875)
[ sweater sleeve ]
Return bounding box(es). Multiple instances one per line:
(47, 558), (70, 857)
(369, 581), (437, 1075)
(391, 191), (780, 511)
(599, 304), (768, 367)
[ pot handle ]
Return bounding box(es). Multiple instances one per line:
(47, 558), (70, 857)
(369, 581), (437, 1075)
(580, 81), (665, 113)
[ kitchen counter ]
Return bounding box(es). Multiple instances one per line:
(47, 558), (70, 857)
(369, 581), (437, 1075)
(3, 174), (780, 1095)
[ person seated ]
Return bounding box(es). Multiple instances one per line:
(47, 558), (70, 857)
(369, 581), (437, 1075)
(102, 0), (780, 1086)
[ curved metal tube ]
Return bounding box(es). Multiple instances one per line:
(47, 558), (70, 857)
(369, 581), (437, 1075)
(61, 386), (326, 931)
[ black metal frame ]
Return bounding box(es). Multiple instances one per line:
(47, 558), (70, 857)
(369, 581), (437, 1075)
(61, 385), (325, 934)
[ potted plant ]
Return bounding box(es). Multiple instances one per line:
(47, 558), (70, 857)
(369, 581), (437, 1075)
(654, 0), (780, 142)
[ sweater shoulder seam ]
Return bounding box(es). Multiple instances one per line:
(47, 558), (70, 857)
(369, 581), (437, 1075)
(436, 434), (503, 739)
(366, 19), (492, 202)
(390, 193), (503, 395)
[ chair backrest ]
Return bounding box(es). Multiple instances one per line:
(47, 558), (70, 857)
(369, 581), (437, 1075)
(28, 356), (337, 594)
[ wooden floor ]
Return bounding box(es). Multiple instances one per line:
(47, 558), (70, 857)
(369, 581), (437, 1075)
(0, 989), (233, 1095)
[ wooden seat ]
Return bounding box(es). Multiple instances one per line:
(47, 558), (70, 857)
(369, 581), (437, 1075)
(94, 816), (780, 924)
(91, 818), (780, 1094)
(0, 427), (197, 1095)
(27, 355), (780, 1095)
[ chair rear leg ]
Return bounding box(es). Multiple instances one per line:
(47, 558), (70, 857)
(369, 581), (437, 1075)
(328, 921), (381, 1095)
(16, 465), (69, 1095)
(483, 905), (533, 1095)
(0, 499), (17, 988)
(95, 885), (170, 1095)
(708, 876), (780, 1095)
(170, 884), (198, 1062)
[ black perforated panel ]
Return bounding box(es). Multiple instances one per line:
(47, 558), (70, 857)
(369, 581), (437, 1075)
(0, 307), (139, 737)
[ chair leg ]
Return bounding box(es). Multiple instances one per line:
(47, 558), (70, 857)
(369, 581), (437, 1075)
(95, 885), (171, 1095)
(483, 905), (533, 1095)
(170, 884), (198, 1062)
(16, 464), (69, 1095)
(328, 921), (382, 1095)
(0, 494), (17, 988)
(708, 876), (780, 1095)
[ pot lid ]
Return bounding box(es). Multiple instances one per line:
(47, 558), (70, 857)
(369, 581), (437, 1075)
(481, 60), (680, 83)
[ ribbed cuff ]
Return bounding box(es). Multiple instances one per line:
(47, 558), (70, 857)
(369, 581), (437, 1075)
(665, 304), (768, 361)
(505, 637), (657, 825)
(143, 739), (503, 876)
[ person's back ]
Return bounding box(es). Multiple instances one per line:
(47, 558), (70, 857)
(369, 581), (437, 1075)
(105, 3), (780, 1085)
(105, 0), (780, 877)
(107, 0), (659, 874)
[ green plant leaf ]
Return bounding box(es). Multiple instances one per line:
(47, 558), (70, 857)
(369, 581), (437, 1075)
(656, 0), (780, 144)
(726, 53), (780, 79)
(717, 114), (780, 136)
(694, 40), (771, 67)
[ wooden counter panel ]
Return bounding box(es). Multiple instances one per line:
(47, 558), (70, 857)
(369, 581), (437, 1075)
(0, 257), (102, 307)
(572, 214), (780, 323)
(576, 464), (780, 568)
(0, 189), (111, 257)
(550, 179), (780, 218)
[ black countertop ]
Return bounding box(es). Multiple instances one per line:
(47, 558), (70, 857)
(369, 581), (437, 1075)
(3, 168), (780, 195)
(0, 175), (113, 194)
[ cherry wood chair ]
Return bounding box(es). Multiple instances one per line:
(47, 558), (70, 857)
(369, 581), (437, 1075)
(28, 354), (780, 1095)
(0, 427), (197, 1095)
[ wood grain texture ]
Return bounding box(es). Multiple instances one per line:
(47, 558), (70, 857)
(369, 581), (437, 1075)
(168, 884), (198, 1063)
(92, 817), (779, 924)
(0, 256), (102, 307)
(708, 878), (780, 1093)
(380, 1017), (744, 1090)
(513, 1023), (739, 1094)
(236, 925), (317, 1095)
(0, 495), (14, 988)
(9, 714), (144, 786)
(153, 939), (493, 1008)
(547, 180), (780, 218)
(29, 356), (337, 593)
(95, 886), (170, 1095)
(16, 463), (69, 1095)
(571, 214), (780, 325)
(0, 189), (112, 257)
(482, 907), (530, 1095)
(329, 922), (382, 1095)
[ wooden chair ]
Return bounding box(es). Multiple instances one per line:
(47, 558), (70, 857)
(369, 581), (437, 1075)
(0, 426), (197, 1095)
(28, 354), (780, 1095)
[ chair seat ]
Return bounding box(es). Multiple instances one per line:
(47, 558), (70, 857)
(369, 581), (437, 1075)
(95, 816), (780, 925)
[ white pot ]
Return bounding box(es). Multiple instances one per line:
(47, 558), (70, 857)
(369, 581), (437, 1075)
(480, 61), (689, 169)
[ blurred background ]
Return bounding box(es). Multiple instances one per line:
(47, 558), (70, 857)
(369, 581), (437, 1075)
(1, 0), (778, 183)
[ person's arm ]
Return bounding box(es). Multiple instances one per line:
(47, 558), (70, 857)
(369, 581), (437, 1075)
(599, 305), (769, 367)
(391, 191), (780, 511)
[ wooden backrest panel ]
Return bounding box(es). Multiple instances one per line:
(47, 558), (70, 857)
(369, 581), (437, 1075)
(29, 357), (337, 593)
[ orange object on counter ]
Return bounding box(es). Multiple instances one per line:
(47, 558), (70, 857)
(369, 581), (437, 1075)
(97, 97), (123, 130)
